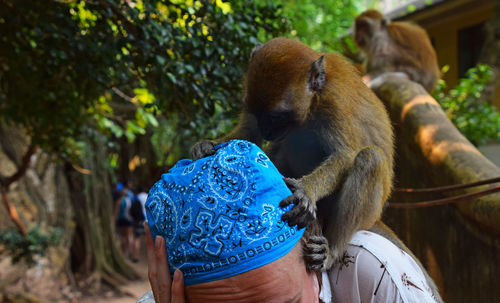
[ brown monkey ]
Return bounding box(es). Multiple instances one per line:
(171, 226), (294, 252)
(354, 9), (440, 92)
(192, 37), (394, 267)
(192, 38), (443, 301)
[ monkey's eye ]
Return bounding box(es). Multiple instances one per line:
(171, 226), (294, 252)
(355, 19), (369, 30)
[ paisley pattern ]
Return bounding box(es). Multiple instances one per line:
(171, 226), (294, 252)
(145, 140), (305, 285)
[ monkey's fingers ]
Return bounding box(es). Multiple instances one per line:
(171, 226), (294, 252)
(307, 235), (328, 247)
(283, 177), (300, 192)
(280, 189), (316, 228)
(279, 194), (297, 208)
(191, 140), (217, 160)
(304, 235), (329, 271)
(281, 203), (315, 229)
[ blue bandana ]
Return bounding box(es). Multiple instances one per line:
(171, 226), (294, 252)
(146, 140), (305, 285)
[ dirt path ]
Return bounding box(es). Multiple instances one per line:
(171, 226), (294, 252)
(81, 255), (151, 303)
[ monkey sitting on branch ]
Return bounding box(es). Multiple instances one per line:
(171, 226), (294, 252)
(354, 9), (440, 92)
(191, 37), (394, 269)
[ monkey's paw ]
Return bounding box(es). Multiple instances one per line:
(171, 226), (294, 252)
(279, 178), (316, 229)
(304, 235), (329, 271)
(191, 140), (217, 160)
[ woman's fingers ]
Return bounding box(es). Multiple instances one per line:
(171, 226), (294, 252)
(171, 269), (186, 303)
(145, 222), (183, 303)
(145, 223), (161, 303)
(155, 235), (172, 303)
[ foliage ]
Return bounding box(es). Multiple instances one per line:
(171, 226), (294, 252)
(0, 226), (63, 265)
(433, 64), (500, 146)
(281, 0), (376, 52)
(0, 0), (290, 277)
(0, 0), (289, 163)
(152, 102), (233, 166)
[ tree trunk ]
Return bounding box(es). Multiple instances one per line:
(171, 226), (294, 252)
(0, 125), (139, 300)
(67, 133), (139, 293)
(372, 76), (500, 302)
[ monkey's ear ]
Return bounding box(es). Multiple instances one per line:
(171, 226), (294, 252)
(308, 55), (326, 93)
(381, 18), (389, 27)
(250, 43), (263, 61)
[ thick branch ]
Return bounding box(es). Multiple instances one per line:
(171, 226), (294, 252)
(372, 76), (500, 236)
(0, 143), (37, 236)
(2, 144), (38, 188)
(1, 188), (27, 236)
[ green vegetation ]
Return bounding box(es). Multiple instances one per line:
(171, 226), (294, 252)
(0, 226), (62, 265)
(0, 0), (289, 162)
(0, 0), (288, 272)
(433, 65), (500, 146)
(281, 0), (369, 51)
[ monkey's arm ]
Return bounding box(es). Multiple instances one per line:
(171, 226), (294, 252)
(283, 146), (390, 265)
(323, 147), (388, 263)
(191, 111), (263, 160)
(299, 150), (357, 203)
(280, 150), (356, 228)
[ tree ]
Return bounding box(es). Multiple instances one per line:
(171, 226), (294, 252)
(0, 0), (289, 295)
(281, 0), (375, 52)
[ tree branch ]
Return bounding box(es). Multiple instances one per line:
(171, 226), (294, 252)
(2, 144), (38, 188)
(0, 143), (37, 236)
(1, 188), (27, 236)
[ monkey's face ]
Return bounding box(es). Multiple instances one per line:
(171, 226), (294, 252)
(245, 81), (307, 142)
(245, 78), (314, 142)
(354, 17), (372, 49)
(255, 110), (298, 141)
(354, 10), (387, 50)
(244, 38), (325, 142)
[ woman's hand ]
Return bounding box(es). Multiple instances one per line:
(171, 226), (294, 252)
(145, 222), (186, 303)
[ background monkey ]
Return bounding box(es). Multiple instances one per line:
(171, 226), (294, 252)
(354, 9), (440, 92)
(192, 37), (394, 267)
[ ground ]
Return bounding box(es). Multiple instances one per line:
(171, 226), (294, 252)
(81, 247), (151, 303)
(80, 260), (150, 303)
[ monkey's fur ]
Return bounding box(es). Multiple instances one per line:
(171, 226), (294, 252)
(354, 9), (440, 92)
(192, 38), (442, 301)
(193, 37), (394, 265)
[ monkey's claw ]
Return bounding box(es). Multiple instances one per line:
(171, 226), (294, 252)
(191, 140), (217, 160)
(279, 178), (316, 229)
(304, 235), (329, 271)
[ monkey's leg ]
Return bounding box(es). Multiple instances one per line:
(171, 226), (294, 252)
(323, 146), (389, 266)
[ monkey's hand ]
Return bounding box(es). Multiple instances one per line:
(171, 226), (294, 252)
(304, 235), (329, 271)
(191, 140), (217, 160)
(279, 178), (316, 229)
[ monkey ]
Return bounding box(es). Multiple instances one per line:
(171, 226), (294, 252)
(192, 37), (394, 267)
(192, 38), (443, 301)
(354, 9), (440, 92)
